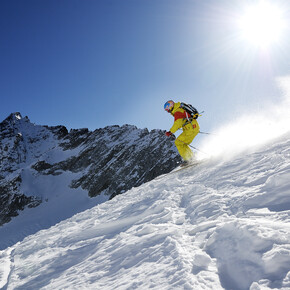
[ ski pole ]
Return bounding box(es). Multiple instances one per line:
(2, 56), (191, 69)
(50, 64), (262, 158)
(187, 143), (207, 155)
(171, 136), (208, 155)
(199, 131), (219, 136)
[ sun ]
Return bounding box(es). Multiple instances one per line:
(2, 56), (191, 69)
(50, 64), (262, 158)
(238, 1), (286, 48)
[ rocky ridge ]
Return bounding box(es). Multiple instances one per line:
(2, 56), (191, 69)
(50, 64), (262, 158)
(0, 113), (180, 226)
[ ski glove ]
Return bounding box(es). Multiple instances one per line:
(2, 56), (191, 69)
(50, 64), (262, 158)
(165, 131), (176, 139)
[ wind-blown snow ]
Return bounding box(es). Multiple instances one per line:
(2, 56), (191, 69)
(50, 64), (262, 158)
(0, 128), (289, 289)
(198, 76), (290, 161)
(1, 77), (290, 289)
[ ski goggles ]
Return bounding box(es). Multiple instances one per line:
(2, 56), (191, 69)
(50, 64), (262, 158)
(164, 101), (174, 112)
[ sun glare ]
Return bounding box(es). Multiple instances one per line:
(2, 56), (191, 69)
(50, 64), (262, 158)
(238, 1), (286, 47)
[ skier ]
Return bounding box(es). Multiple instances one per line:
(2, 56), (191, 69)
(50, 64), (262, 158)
(164, 100), (200, 166)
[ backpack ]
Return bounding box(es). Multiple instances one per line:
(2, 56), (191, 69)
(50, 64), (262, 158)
(180, 102), (199, 119)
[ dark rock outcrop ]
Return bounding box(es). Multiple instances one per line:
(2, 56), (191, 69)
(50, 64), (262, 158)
(0, 113), (181, 226)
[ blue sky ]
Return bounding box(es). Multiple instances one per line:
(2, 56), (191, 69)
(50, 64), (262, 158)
(1, 0), (290, 137)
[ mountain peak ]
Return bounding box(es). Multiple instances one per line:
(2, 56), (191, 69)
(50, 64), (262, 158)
(7, 112), (22, 121)
(13, 112), (22, 120)
(1, 113), (31, 127)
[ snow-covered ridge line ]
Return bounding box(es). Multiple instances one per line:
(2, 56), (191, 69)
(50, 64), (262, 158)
(0, 112), (180, 248)
(1, 130), (290, 289)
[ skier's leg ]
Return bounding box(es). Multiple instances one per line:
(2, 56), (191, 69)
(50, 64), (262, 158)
(175, 123), (199, 161)
(175, 140), (193, 161)
(175, 133), (194, 161)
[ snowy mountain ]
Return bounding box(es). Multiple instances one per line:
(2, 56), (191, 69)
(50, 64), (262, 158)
(1, 127), (289, 289)
(0, 113), (180, 246)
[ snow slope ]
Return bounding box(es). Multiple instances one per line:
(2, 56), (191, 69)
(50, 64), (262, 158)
(1, 129), (289, 290)
(0, 113), (179, 248)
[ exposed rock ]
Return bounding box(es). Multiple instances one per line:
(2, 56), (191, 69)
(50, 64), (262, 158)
(0, 175), (42, 226)
(0, 113), (181, 226)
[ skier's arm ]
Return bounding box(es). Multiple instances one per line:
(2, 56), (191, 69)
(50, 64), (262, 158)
(170, 118), (183, 134)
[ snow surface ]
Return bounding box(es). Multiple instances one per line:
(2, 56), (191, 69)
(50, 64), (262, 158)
(0, 115), (178, 250)
(0, 115), (102, 249)
(0, 129), (289, 289)
(1, 78), (290, 289)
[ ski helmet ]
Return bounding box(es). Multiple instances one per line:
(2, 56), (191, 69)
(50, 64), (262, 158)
(164, 100), (174, 112)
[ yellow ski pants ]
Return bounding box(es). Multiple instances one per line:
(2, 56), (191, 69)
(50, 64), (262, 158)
(175, 122), (199, 161)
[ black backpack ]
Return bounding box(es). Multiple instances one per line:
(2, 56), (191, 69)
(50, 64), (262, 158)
(180, 102), (199, 119)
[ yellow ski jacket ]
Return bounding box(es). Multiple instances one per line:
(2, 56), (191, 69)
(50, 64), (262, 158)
(169, 102), (199, 133)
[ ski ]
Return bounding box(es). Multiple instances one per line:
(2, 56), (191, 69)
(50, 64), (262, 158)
(155, 161), (201, 180)
(170, 161), (201, 174)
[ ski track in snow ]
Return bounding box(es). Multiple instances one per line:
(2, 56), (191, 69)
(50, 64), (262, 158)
(0, 133), (290, 289)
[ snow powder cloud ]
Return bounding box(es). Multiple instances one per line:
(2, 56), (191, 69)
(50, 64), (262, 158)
(198, 75), (290, 160)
